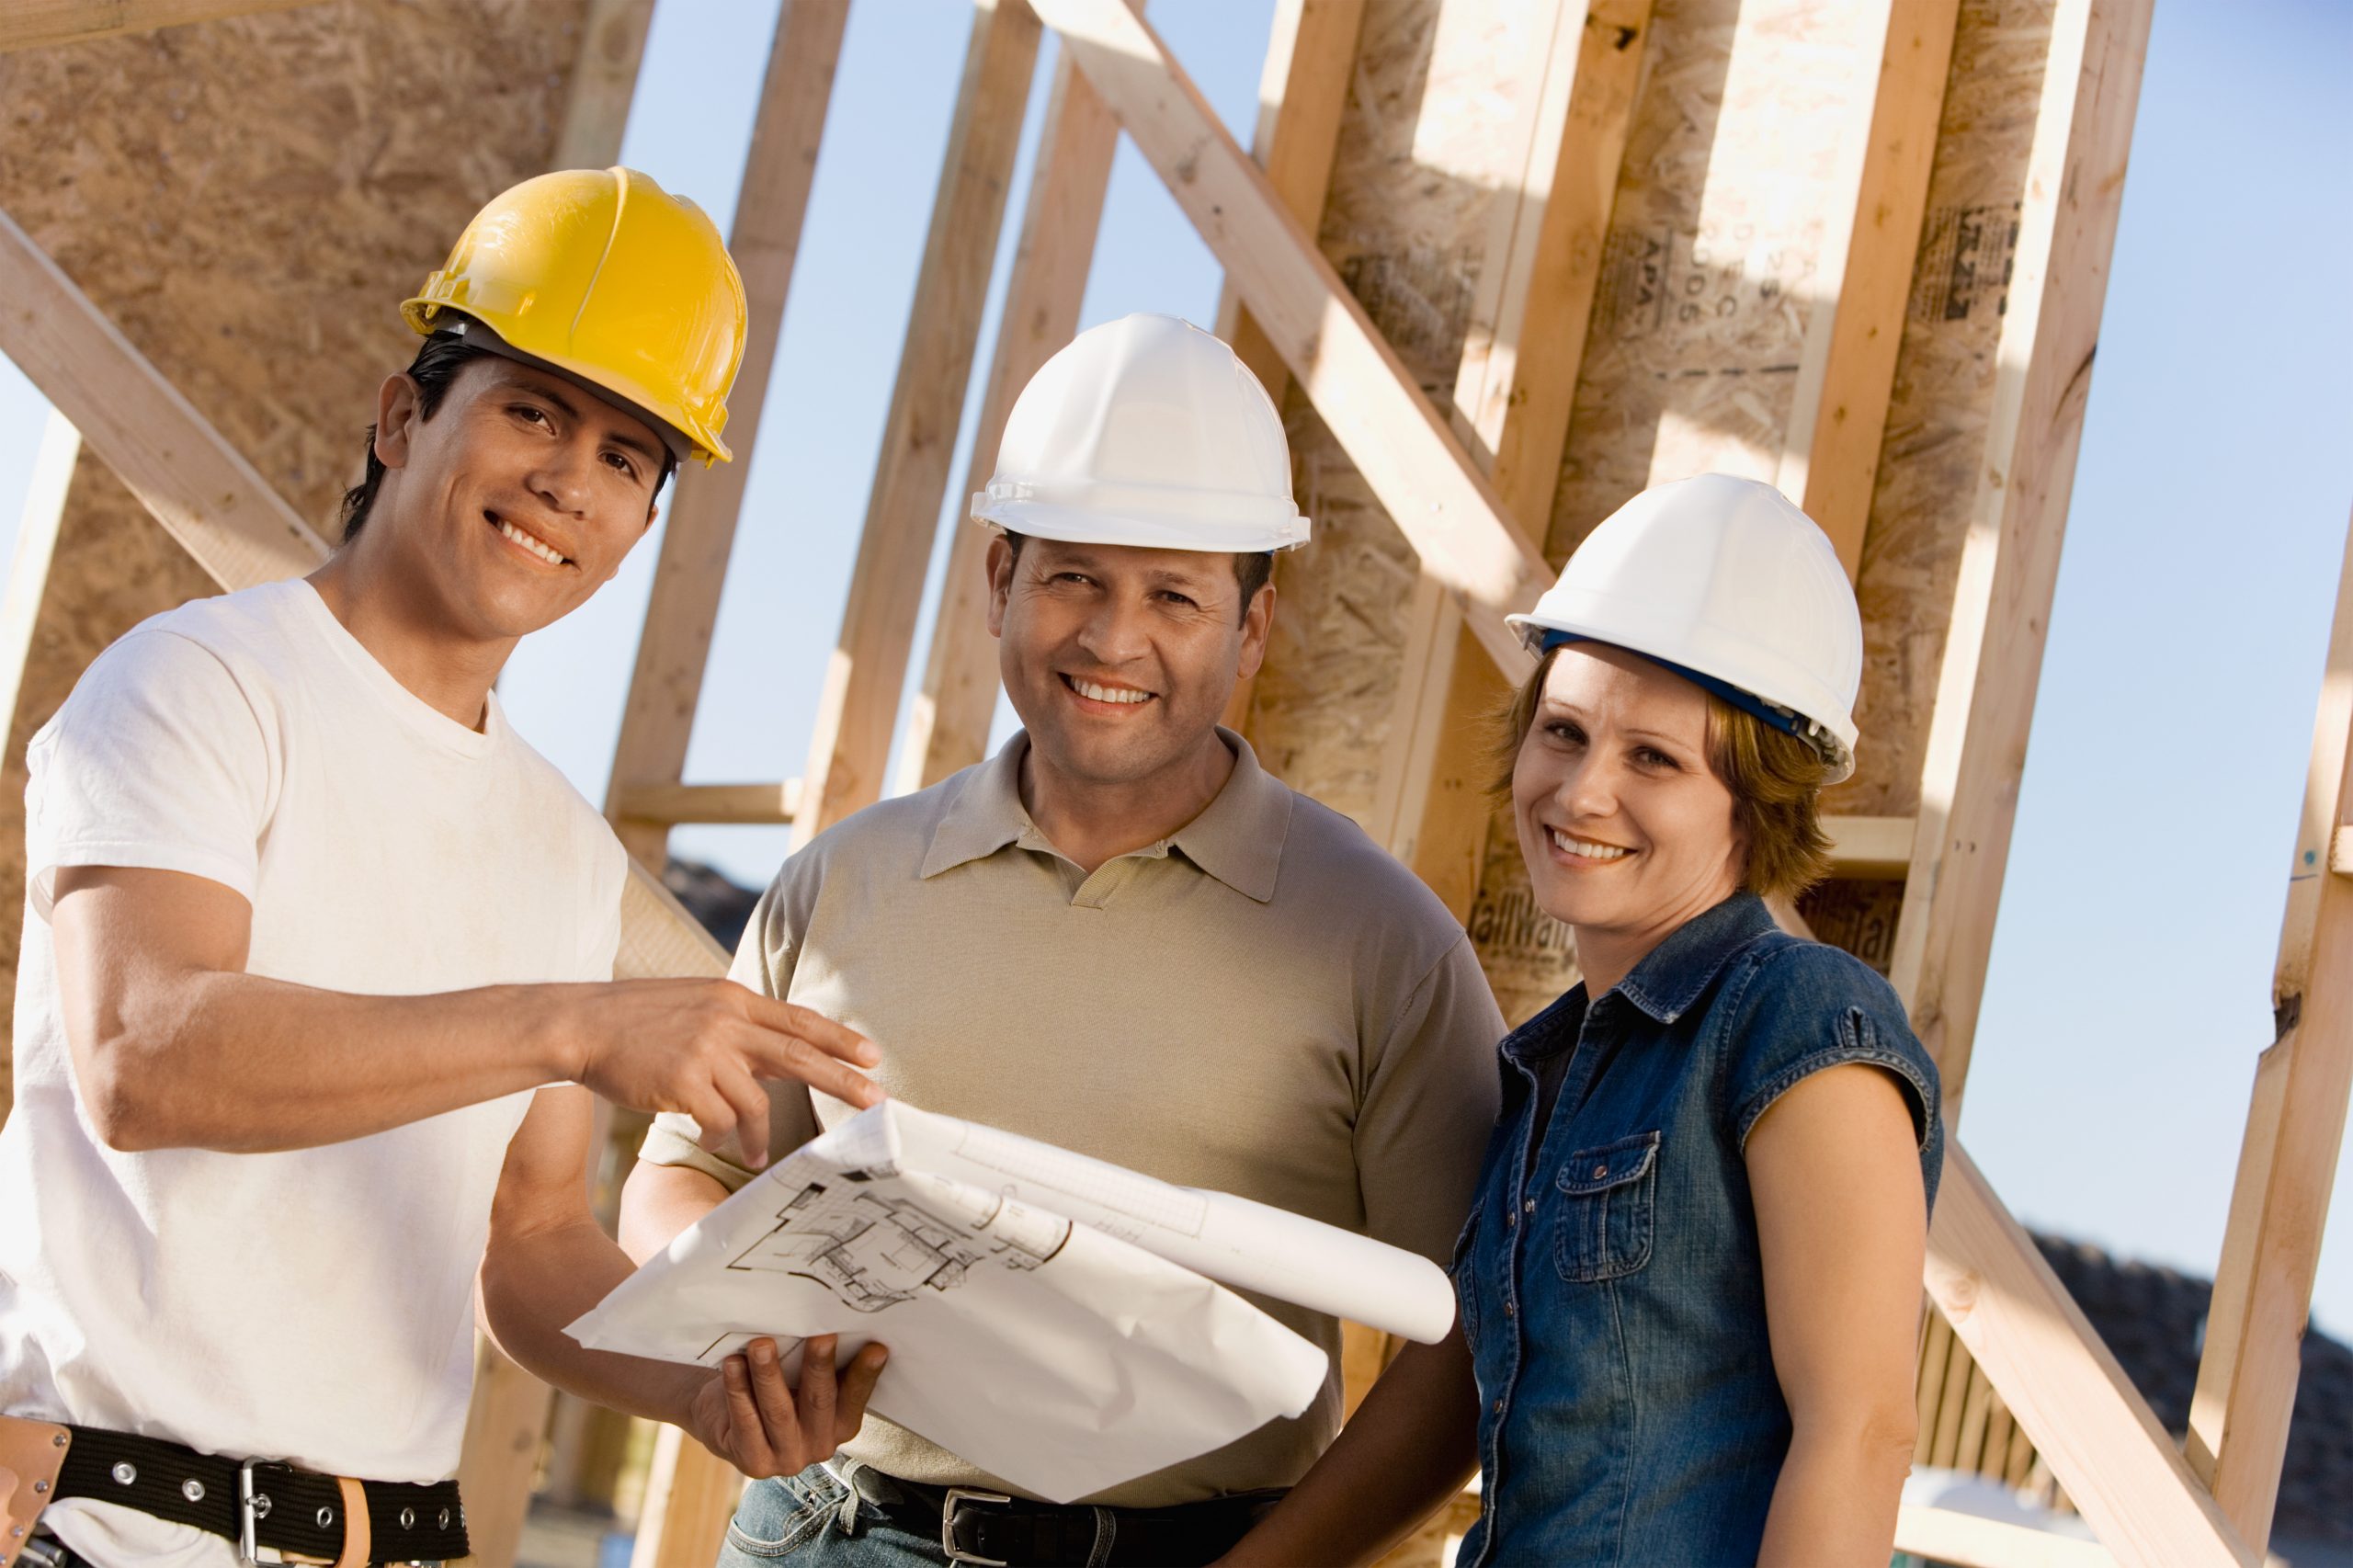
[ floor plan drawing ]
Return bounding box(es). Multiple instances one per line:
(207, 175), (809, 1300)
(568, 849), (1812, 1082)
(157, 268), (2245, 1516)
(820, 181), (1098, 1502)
(727, 1167), (1071, 1313)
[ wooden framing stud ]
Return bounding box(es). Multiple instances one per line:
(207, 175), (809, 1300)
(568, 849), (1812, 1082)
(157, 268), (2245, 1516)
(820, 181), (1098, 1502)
(605, 0), (850, 869)
(897, 34), (1122, 794)
(2187, 499), (2353, 1550)
(1886, 0), (2157, 1114)
(794, 0), (1042, 846)
(554, 0), (659, 171)
(1774, 0), (1963, 578)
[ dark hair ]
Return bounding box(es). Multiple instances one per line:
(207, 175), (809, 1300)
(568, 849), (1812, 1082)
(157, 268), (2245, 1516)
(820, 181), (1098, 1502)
(999, 529), (1275, 626)
(337, 334), (496, 541)
(1494, 642), (1835, 900)
(336, 333), (679, 542)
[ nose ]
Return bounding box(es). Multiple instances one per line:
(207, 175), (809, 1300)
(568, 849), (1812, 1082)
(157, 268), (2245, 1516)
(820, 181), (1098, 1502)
(1555, 751), (1620, 824)
(1073, 591), (1153, 667)
(526, 436), (596, 517)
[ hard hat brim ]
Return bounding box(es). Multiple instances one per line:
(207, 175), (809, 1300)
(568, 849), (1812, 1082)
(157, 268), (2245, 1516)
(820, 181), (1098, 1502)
(972, 494), (1310, 554)
(404, 302), (729, 466)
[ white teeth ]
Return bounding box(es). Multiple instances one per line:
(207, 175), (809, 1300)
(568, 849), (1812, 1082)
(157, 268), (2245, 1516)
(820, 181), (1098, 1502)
(1073, 678), (1151, 705)
(1550, 828), (1630, 861)
(497, 517), (566, 565)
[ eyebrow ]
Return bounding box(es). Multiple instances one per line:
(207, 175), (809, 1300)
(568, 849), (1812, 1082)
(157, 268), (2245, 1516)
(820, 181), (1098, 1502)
(501, 369), (665, 469)
(1536, 701), (1697, 748)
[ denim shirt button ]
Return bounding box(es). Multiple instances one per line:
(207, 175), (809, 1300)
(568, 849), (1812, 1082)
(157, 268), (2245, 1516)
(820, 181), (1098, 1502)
(1522, 1198), (1536, 1212)
(1505, 1210), (1517, 1227)
(1492, 1398), (1506, 1415)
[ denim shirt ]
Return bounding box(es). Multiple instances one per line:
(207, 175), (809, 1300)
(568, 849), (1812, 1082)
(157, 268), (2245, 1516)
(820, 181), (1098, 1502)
(1452, 892), (1942, 1567)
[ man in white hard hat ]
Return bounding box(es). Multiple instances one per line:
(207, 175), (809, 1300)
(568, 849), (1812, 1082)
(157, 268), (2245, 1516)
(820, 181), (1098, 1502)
(620, 313), (1503, 1568)
(0, 170), (887, 1568)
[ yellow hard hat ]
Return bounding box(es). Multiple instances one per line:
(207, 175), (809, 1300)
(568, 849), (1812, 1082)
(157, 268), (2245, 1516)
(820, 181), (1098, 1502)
(403, 167), (747, 464)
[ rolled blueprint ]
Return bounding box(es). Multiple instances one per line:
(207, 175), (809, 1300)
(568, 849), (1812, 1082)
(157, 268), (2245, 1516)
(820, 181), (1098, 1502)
(882, 1102), (1457, 1344)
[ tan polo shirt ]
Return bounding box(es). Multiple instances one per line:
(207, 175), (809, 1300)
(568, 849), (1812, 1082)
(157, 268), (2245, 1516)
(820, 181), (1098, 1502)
(639, 730), (1503, 1506)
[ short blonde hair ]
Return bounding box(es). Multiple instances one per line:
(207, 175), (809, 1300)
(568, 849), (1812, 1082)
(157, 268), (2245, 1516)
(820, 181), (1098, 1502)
(1495, 644), (1835, 900)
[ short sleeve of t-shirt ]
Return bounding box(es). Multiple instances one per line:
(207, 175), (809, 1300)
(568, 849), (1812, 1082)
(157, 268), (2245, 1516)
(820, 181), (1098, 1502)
(1353, 935), (1506, 1265)
(1723, 942), (1943, 1210)
(25, 629), (273, 920)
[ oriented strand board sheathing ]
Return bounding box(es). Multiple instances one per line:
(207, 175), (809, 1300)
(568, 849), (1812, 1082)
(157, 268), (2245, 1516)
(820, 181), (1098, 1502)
(0, 0), (591, 1106)
(1244, 1), (1560, 819)
(1462, 0), (1880, 1022)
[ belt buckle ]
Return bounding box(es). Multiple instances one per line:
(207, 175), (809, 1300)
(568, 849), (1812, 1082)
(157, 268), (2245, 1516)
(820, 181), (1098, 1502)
(237, 1459), (288, 1566)
(938, 1487), (1012, 1567)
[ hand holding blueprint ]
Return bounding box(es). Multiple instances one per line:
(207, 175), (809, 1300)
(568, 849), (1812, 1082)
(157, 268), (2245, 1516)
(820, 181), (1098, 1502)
(567, 1100), (1455, 1501)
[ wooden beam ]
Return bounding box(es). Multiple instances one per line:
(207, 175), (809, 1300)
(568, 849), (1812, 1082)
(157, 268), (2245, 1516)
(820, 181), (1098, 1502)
(0, 0), (316, 51)
(1367, 0), (1654, 893)
(896, 40), (1120, 794)
(1214, 0), (1368, 408)
(604, 0), (849, 868)
(1927, 1149), (2254, 1565)
(1893, 1505), (2118, 1568)
(1209, 0), (1364, 740)
(614, 780), (802, 826)
(1824, 814), (1916, 880)
(1033, 0), (1553, 677)
(553, 0), (658, 171)
(0, 206), (324, 589)
(628, 1427), (739, 1568)
(793, 0), (1041, 845)
(2186, 500), (2353, 1550)
(1775, 0), (1963, 579)
(454, 1340), (553, 1568)
(1885, 0), (2156, 1113)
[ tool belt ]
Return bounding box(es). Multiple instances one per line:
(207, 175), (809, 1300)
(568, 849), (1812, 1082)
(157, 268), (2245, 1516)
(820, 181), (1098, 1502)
(0, 1418), (468, 1568)
(847, 1466), (1284, 1567)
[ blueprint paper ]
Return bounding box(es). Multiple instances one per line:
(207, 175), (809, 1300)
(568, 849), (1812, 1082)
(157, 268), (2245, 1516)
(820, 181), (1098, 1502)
(883, 1102), (1457, 1344)
(566, 1102), (1334, 1502)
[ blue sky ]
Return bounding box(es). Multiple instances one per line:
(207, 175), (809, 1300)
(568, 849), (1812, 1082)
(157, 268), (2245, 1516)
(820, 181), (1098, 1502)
(2, 0), (2349, 1343)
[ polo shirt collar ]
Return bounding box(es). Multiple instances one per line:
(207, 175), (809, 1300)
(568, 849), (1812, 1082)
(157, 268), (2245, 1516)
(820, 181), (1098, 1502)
(1610, 891), (1779, 1024)
(919, 727), (1292, 903)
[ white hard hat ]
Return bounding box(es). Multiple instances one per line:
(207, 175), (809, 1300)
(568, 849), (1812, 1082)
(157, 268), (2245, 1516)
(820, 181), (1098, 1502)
(1506, 473), (1864, 782)
(972, 312), (1310, 553)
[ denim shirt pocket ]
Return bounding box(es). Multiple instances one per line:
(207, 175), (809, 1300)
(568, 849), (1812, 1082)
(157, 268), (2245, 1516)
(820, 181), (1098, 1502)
(1552, 1129), (1660, 1283)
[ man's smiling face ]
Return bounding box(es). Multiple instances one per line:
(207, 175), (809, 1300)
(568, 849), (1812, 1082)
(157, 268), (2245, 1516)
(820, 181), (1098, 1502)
(370, 356), (668, 641)
(986, 535), (1273, 788)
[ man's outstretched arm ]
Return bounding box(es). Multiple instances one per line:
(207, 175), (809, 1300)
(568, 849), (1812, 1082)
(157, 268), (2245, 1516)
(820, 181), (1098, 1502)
(50, 864), (881, 1158)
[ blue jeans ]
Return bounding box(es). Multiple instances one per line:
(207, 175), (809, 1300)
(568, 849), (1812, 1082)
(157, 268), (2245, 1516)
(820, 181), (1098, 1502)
(715, 1464), (946, 1568)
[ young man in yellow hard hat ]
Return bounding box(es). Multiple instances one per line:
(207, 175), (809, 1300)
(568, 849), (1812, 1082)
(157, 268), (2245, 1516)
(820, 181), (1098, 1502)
(0, 169), (887, 1568)
(620, 313), (1504, 1568)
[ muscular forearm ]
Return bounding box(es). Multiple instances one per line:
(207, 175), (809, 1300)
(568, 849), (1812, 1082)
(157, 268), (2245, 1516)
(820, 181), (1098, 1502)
(1755, 1422), (1913, 1568)
(480, 1210), (701, 1426)
(1216, 1331), (1479, 1568)
(76, 968), (583, 1153)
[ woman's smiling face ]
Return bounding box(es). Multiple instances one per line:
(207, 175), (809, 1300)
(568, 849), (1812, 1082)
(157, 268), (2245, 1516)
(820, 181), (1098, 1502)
(1513, 642), (1746, 949)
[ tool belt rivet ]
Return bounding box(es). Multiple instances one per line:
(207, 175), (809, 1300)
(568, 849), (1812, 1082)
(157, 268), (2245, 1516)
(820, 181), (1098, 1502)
(436, 1508), (450, 1529)
(30, 1482), (46, 1495)
(110, 1462), (136, 1486)
(183, 1479), (205, 1503)
(48, 1436), (63, 1449)
(399, 1507), (415, 1529)
(252, 1493), (272, 1519)
(317, 1506), (334, 1528)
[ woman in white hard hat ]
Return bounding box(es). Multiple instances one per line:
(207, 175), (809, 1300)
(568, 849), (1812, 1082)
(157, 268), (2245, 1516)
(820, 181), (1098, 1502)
(1443, 474), (1944, 1566)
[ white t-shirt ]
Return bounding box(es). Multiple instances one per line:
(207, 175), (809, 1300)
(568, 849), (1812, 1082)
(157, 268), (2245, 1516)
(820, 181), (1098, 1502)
(0, 579), (625, 1567)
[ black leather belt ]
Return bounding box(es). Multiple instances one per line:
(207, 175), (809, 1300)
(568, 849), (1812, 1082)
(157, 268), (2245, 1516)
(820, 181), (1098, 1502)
(52, 1426), (468, 1564)
(847, 1467), (1284, 1567)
